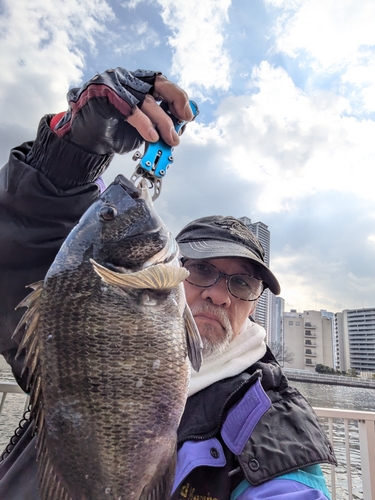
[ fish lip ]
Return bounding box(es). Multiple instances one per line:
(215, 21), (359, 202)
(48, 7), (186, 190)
(142, 232), (178, 268)
(138, 178), (153, 202)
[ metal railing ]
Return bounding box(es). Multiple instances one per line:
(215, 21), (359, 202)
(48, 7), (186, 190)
(0, 380), (28, 415)
(315, 407), (375, 500)
(1, 381), (375, 499)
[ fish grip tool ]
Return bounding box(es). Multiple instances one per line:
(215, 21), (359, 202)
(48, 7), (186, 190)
(131, 100), (199, 201)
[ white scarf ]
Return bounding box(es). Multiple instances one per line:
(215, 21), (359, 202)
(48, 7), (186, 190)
(188, 318), (267, 396)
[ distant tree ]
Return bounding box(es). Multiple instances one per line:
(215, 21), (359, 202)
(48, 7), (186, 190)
(347, 368), (359, 378)
(315, 364), (335, 374)
(268, 341), (295, 365)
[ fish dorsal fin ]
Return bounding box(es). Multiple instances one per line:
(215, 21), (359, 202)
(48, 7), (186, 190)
(139, 448), (176, 500)
(183, 305), (203, 373)
(14, 283), (75, 500)
(90, 259), (189, 290)
(13, 281), (44, 388)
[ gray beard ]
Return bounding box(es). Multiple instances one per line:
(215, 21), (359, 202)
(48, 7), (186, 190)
(189, 303), (235, 357)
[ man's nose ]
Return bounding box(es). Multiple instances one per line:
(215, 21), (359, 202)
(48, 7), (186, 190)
(200, 276), (231, 307)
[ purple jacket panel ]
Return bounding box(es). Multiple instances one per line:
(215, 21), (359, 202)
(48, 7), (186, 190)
(221, 378), (271, 455)
(172, 438), (226, 494)
(172, 380), (271, 494)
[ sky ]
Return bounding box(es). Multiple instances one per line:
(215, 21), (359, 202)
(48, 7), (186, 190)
(1, 0), (375, 314)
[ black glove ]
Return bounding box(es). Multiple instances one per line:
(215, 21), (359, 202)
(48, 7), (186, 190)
(53, 67), (162, 155)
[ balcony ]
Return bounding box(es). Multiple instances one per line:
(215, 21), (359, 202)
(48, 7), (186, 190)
(305, 330), (317, 337)
(304, 359), (316, 367)
(305, 322), (316, 329)
(305, 350), (317, 356)
(305, 340), (317, 347)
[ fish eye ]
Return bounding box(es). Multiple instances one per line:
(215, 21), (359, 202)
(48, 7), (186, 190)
(100, 204), (117, 221)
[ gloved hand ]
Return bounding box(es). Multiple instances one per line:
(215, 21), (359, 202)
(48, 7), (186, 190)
(51, 67), (194, 155)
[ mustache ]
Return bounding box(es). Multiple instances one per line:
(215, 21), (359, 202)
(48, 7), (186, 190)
(189, 303), (232, 333)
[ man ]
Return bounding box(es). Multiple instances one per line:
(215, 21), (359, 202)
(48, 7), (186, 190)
(0, 67), (336, 499)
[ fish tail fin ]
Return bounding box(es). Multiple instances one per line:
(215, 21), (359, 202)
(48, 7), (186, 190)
(184, 305), (203, 372)
(139, 448), (177, 500)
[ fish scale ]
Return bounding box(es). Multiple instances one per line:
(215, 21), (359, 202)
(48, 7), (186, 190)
(14, 176), (202, 500)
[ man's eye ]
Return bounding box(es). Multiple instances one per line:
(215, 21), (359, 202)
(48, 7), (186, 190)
(232, 276), (251, 288)
(194, 264), (213, 274)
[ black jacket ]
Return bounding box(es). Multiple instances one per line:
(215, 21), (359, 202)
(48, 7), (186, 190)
(171, 351), (336, 499)
(0, 118), (336, 499)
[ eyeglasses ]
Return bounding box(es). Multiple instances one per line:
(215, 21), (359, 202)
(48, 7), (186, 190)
(182, 260), (264, 301)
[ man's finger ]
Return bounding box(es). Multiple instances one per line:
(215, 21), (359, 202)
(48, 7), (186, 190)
(141, 95), (180, 146)
(153, 75), (193, 122)
(126, 106), (160, 143)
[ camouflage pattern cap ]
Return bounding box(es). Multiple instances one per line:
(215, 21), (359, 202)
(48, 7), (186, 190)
(176, 215), (280, 295)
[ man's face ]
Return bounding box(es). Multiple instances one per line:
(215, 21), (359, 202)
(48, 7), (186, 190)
(183, 257), (261, 356)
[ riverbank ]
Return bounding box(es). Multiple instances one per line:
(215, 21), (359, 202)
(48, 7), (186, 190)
(283, 368), (375, 389)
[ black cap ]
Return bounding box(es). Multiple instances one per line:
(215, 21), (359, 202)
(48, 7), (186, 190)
(176, 215), (280, 295)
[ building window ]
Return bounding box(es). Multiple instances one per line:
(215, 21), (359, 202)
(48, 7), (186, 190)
(296, 321), (300, 326)
(306, 359), (312, 364)
(306, 349), (312, 354)
(289, 321), (293, 325)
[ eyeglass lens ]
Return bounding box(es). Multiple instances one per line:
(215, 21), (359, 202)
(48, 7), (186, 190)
(183, 261), (263, 301)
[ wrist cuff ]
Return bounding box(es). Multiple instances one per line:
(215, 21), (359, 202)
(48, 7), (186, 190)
(26, 115), (113, 190)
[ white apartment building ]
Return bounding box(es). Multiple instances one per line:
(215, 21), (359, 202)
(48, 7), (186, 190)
(283, 310), (334, 371)
(335, 308), (375, 373)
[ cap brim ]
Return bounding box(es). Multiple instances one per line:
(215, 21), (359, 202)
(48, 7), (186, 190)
(178, 240), (281, 295)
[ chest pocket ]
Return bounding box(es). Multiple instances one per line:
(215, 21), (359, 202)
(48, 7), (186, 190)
(171, 438), (233, 500)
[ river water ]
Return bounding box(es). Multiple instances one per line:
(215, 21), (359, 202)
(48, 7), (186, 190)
(1, 356), (374, 499)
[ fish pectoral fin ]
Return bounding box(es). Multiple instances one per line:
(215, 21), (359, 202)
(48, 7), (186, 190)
(90, 259), (189, 290)
(139, 449), (177, 500)
(184, 305), (203, 373)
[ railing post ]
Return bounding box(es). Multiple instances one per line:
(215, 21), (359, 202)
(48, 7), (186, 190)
(358, 419), (375, 499)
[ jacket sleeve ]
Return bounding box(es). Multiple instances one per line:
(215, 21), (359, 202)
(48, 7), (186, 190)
(0, 115), (112, 390)
(233, 466), (331, 500)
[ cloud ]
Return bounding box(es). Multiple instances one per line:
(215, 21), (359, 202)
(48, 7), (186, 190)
(112, 20), (161, 54)
(156, 0), (232, 94)
(265, 0), (375, 115)
(267, 190), (375, 312)
(0, 0), (114, 131)
(267, 0), (375, 69)
(199, 61), (375, 213)
(0, 0), (115, 166)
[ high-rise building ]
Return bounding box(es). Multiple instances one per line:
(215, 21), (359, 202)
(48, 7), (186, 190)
(239, 217), (271, 333)
(282, 310), (334, 371)
(335, 308), (375, 373)
(269, 296), (285, 345)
